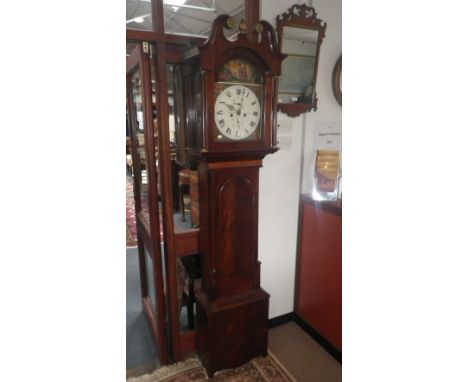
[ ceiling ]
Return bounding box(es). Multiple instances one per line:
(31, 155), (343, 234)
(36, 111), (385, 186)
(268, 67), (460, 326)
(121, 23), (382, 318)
(126, 0), (244, 37)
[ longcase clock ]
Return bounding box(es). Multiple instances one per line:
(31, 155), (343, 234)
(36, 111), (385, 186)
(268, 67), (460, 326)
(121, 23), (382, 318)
(185, 16), (285, 377)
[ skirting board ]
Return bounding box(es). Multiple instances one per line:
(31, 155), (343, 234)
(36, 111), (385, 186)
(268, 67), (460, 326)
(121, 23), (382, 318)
(268, 312), (296, 329)
(268, 312), (342, 364)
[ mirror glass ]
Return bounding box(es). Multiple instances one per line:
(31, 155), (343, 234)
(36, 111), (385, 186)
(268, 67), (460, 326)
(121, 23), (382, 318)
(278, 27), (319, 104)
(276, 4), (326, 115)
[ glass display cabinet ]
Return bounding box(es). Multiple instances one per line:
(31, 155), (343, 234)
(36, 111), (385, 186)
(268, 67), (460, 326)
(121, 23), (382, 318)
(126, 41), (169, 365)
(126, 39), (208, 365)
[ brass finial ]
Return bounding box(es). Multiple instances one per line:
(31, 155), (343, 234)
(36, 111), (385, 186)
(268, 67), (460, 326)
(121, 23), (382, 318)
(226, 17), (235, 29)
(255, 22), (264, 34)
(239, 19), (247, 34)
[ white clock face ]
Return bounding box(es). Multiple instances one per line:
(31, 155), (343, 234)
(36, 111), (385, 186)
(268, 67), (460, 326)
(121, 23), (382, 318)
(214, 85), (261, 141)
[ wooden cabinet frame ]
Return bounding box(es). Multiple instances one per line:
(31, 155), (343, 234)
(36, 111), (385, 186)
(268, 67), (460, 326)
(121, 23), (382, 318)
(126, 42), (169, 365)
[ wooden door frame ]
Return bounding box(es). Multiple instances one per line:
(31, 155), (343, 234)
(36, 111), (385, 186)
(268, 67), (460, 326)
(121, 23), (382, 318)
(126, 45), (146, 298)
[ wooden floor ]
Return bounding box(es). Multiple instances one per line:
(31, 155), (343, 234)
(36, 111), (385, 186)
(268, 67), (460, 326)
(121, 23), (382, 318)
(269, 322), (342, 382)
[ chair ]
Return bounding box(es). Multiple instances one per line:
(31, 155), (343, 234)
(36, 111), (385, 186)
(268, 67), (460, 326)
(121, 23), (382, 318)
(178, 169), (190, 222)
(176, 255), (201, 330)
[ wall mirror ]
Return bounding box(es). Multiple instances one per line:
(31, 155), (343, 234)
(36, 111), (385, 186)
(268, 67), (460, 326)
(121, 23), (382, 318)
(276, 4), (326, 117)
(332, 54), (342, 106)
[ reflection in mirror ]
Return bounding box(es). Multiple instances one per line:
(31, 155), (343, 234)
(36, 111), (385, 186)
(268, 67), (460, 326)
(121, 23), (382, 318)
(131, 70), (150, 226)
(150, 59), (159, 186)
(167, 65), (176, 145)
(167, 60), (201, 233)
(126, 42), (138, 58)
(171, 63), (186, 165)
(149, 59), (166, 258)
(276, 4), (326, 116)
(278, 27), (318, 104)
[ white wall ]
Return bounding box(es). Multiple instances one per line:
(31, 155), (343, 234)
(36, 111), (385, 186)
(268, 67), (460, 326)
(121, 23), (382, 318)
(258, 0), (342, 318)
(303, 0), (342, 192)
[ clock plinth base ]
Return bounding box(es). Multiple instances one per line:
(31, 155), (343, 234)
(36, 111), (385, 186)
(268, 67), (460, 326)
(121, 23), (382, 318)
(195, 288), (269, 377)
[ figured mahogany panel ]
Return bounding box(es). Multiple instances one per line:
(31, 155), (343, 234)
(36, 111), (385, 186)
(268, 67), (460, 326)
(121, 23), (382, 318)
(196, 288), (269, 378)
(217, 175), (255, 297)
(197, 162), (261, 300)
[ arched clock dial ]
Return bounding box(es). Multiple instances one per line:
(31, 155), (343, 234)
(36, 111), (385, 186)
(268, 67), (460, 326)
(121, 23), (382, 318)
(214, 85), (261, 141)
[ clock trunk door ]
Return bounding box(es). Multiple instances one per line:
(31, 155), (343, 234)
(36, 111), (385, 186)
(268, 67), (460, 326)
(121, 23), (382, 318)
(212, 166), (260, 298)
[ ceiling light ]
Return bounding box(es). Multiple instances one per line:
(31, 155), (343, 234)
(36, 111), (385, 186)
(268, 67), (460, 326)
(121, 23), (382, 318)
(166, 0), (188, 12)
(126, 14), (151, 25)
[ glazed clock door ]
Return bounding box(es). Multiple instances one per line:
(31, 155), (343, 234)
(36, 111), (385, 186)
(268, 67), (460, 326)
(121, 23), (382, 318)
(126, 42), (169, 365)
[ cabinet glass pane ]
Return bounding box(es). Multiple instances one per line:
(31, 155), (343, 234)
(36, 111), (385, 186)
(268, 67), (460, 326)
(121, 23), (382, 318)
(145, 247), (156, 316)
(167, 60), (202, 232)
(162, 0), (244, 38)
(131, 70), (151, 225)
(126, 0), (153, 31)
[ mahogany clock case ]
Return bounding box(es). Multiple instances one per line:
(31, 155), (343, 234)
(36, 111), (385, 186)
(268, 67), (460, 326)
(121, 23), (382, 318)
(196, 288), (269, 377)
(178, 16), (285, 377)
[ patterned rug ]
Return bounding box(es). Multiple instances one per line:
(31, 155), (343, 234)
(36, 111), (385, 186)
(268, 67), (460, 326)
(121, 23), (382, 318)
(127, 176), (137, 247)
(127, 353), (296, 382)
(127, 176), (165, 247)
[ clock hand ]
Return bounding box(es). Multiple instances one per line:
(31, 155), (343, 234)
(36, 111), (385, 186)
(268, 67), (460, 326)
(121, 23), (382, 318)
(219, 101), (235, 111)
(238, 89), (249, 118)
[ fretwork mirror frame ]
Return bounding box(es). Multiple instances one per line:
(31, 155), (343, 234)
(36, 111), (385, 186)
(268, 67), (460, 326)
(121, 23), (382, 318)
(276, 4), (326, 117)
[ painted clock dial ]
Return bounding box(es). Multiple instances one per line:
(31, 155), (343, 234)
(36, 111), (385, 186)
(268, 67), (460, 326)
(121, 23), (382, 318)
(214, 85), (261, 141)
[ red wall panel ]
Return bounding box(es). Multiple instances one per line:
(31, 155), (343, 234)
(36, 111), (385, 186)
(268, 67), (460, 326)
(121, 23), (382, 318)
(296, 199), (342, 350)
